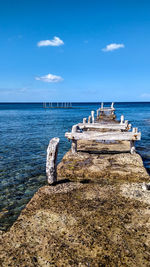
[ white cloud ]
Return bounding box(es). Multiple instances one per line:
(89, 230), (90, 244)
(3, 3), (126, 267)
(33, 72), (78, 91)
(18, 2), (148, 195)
(141, 93), (150, 98)
(102, 43), (125, 52)
(37, 36), (64, 47)
(35, 73), (63, 83)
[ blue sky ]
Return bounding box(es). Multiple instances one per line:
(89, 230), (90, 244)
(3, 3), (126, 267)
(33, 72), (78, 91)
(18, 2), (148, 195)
(0, 0), (150, 102)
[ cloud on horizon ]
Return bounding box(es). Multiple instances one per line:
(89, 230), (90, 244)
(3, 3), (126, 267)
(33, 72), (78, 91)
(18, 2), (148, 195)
(37, 36), (64, 47)
(35, 73), (63, 83)
(102, 43), (125, 52)
(141, 93), (150, 98)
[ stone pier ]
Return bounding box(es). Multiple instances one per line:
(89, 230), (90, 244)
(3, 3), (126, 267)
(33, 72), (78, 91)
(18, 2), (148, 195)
(0, 110), (150, 266)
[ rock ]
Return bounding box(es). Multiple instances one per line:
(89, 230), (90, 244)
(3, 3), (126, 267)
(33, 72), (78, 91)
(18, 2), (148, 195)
(57, 140), (149, 183)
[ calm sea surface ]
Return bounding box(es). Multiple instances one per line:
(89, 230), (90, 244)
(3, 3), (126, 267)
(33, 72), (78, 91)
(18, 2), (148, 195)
(0, 102), (150, 231)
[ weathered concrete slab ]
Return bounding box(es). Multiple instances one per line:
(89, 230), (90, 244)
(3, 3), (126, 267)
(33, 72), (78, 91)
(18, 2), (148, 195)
(1, 178), (150, 266)
(58, 140), (149, 183)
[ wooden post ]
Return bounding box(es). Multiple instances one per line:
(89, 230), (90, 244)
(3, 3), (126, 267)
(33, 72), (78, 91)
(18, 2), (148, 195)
(130, 128), (137, 154)
(71, 125), (77, 153)
(72, 125), (78, 133)
(111, 102), (114, 109)
(130, 140), (135, 154)
(91, 111), (95, 123)
(128, 124), (132, 130)
(88, 116), (91, 123)
(96, 109), (99, 118)
(71, 139), (77, 153)
(120, 115), (124, 124)
(46, 137), (60, 184)
(83, 118), (87, 124)
(132, 127), (138, 133)
(101, 103), (104, 115)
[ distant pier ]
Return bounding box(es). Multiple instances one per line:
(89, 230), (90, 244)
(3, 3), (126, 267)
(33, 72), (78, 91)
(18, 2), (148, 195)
(43, 102), (72, 109)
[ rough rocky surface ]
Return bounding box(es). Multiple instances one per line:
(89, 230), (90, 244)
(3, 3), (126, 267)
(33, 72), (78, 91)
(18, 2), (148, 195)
(58, 140), (149, 183)
(0, 133), (150, 266)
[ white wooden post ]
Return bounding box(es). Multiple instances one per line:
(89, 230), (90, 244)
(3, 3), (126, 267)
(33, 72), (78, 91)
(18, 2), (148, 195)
(96, 109), (99, 118)
(130, 127), (137, 154)
(128, 124), (132, 130)
(101, 102), (104, 115)
(46, 137), (60, 184)
(72, 125), (78, 133)
(71, 125), (77, 153)
(120, 115), (124, 124)
(88, 116), (91, 123)
(111, 102), (114, 109)
(83, 118), (87, 124)
(132, 127), (138, 133)
(130, 140), (135, 154)
(71, 139), (77, 153)
(91, 111), (95, 123)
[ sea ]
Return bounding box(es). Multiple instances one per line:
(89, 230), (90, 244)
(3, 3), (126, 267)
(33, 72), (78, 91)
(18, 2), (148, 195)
(0, 102), (150, 231)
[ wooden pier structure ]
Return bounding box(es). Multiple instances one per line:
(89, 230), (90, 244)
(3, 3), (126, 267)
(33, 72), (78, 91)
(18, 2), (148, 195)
(65, 102), (141, 155)
(43, 102), (72, 109)
(96, 102), (116, 120)
(46, 102), (141, 184)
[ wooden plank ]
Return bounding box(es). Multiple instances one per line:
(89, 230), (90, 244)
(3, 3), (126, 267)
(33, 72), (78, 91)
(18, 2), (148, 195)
(100, 107), (115, 111)
(65, 131), (141, 141)
(77, 123), (129, 130)
(80, 121), (128, 127)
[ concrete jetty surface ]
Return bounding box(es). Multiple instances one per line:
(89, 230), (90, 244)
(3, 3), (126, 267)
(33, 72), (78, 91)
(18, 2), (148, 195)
(0, 105), (150, 266)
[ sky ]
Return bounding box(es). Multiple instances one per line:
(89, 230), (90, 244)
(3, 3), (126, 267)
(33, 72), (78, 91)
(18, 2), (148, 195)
(0, 0), (150, 102)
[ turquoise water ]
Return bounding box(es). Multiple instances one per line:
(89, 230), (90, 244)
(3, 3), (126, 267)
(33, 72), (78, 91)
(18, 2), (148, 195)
(0, 102), (150, 231)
